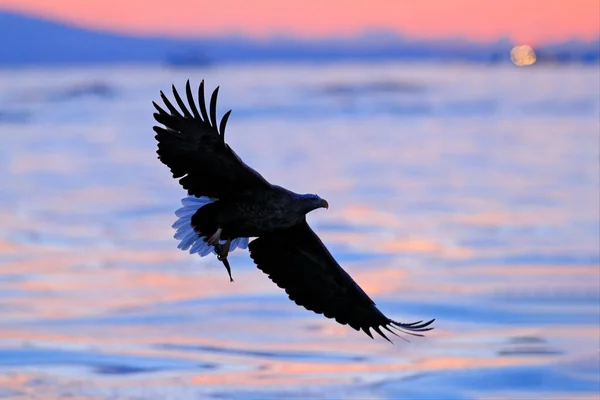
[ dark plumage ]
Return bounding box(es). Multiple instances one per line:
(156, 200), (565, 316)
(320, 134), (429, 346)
(153, 80), (435, 342)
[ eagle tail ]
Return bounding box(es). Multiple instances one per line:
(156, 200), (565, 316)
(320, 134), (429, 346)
(172, 196), (249, 257)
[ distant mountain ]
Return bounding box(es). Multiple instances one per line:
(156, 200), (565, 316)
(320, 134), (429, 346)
(0, 11), (198, 65)
(0, 10), (598, 66)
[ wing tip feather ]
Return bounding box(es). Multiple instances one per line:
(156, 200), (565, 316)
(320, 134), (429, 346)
(185, 80), (201, 119)
(388, 318), (435, 337)
(198, 80), (210, 121)
(219, 110), (232, 139)
(372, 326), (392, 343)
(209, 86), (220, 128)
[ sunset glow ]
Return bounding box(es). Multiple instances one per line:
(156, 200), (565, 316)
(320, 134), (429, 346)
(0, 0), (598, 43)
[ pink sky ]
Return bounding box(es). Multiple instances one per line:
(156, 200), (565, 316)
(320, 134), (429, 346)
(1, 0), (598, 43)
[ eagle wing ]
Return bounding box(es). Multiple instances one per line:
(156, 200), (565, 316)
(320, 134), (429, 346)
(153, 80), (270, 198)
(248, 220), (435, 341)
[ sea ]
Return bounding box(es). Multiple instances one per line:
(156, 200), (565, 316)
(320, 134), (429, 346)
(0, 62), (598, 399)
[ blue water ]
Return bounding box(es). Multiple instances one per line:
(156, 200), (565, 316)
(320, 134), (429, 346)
(0, 63), (598, 399)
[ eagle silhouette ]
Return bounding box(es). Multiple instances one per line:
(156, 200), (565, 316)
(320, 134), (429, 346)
(152, 80), (434, 342)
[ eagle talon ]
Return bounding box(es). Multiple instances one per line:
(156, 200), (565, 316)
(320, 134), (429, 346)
(206, 228), (222, 245)
(215, 239), (231, 258)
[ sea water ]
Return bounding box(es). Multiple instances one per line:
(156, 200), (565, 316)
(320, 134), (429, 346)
(0, 62), (598, 399)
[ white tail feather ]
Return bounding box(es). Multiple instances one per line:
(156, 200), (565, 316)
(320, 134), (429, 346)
(172, 195), (249, 257)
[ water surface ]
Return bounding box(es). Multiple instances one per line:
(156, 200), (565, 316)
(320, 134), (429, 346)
(0, 63), (599, 399)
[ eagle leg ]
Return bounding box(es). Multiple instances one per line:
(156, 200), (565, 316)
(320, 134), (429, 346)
(206, 228), (223, 245)
(217, 239), (232, 258)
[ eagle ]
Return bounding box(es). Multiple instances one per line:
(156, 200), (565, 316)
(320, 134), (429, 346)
(152, 80), (435, 342)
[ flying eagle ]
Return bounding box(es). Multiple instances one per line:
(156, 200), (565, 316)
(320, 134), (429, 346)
(152, 80), (434, 342)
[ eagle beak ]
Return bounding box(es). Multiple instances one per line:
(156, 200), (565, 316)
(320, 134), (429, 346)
(321, 199), (329, 210)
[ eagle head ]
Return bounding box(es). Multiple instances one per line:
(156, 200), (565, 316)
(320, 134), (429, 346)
(300, 194), (329, 213)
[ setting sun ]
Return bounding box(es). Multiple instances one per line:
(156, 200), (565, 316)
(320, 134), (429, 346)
(511, 45), (537, 66)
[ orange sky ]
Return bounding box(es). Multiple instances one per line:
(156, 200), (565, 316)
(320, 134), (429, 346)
(1, 0), (598, 43)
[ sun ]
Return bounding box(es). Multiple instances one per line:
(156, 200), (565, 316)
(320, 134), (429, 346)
(511, 45), (537, 66)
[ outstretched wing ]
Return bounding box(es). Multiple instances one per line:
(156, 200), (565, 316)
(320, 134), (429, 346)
(153, 80), (270, 198)
(248, 220), (435, 342)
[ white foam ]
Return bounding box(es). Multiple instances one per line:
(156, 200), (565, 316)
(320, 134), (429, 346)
(172, 195), (249, 257)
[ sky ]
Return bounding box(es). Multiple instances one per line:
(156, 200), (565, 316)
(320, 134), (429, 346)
(1, 0), (598, 44)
